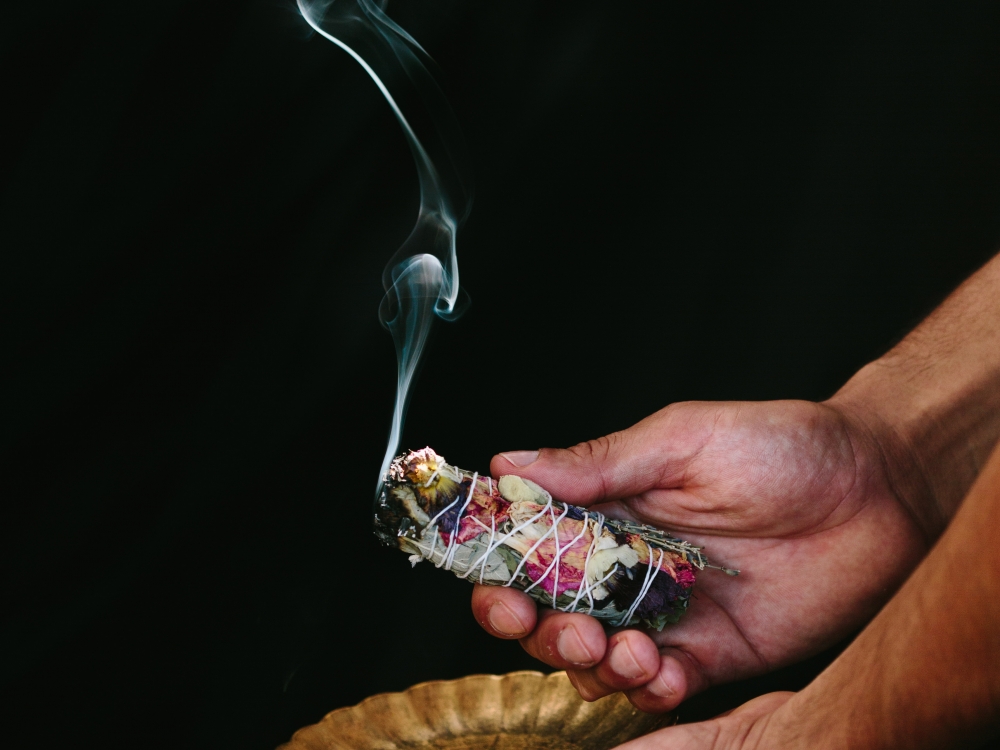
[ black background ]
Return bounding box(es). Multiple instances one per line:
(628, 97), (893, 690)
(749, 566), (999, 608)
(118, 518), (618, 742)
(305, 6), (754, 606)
(4, 2), (1000, 748)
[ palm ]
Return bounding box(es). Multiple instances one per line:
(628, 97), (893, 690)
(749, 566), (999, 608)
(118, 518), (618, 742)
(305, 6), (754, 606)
(473, 399), (928, 707)
(592, 400), (926, 685)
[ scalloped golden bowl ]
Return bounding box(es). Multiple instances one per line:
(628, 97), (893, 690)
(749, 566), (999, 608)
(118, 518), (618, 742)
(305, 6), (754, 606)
(278, 671), (673, 750)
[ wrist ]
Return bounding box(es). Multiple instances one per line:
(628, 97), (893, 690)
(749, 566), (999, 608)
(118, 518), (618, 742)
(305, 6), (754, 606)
(832, 255), (1000, 538)
(761, 443), (1000, 750)
(826, 358), (951, 540)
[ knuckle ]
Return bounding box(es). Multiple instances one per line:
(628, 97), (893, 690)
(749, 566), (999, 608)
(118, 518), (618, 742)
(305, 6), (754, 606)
(568, 432), (628, 498)
(569, 432), (622, 464)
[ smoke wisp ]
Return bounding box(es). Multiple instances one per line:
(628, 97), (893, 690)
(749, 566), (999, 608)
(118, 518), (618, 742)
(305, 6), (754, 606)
(297, 0), (472, 496)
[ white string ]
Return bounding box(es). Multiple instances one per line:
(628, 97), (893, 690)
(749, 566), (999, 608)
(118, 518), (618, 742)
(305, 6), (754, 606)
(440, 472), (478, 570)
(550, 504), (562, 600)
(454, 491), (556, 583)
(426, 527), (438, 561)
(473, 493), (555, 568)
(419, 470), (668, 624)
(427, 492), (461, 528)
(423, 468), (440, 487)
(523, 510), (590, 602)
(522, 502), (563, 595)
(562, 512), (607, 614)
(476, 514), (497, 582)
(584, 563), (621, 615)
(423, 471), (476, 568)
(563, 513), (604, 613)
(454, 514), (498, 583)
(582, 514), (609, 614)
(468, 516), (492, 532)
(503, 501), (571, 587)
(615, 544), (664, 626)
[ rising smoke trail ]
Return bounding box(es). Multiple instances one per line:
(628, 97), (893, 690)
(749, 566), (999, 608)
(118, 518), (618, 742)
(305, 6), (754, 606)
(297, 0), (472, 496)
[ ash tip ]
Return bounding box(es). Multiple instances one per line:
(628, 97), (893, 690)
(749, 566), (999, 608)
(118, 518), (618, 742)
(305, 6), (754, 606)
(388, 446), (453, 488)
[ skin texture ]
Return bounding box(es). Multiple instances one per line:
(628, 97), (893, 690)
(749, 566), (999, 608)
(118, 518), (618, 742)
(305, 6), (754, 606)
(472, 252), (1000, 724)
(473, 400), (928, 711)
(615, 440), (1000, 750)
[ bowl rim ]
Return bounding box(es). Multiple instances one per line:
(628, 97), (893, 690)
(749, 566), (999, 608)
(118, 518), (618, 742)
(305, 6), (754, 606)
(322, 669), (560, 719)
(281, 669), (673, 750)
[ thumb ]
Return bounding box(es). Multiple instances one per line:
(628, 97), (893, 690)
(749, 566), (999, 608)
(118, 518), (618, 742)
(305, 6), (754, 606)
(489, 426), (669, 507)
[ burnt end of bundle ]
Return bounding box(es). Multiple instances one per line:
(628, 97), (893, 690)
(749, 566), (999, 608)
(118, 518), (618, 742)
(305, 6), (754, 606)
(433, 477), (473, 533)
(436, 504), (459, 534)
(373, 484), (408, 547)
(423, 477), (465, 520)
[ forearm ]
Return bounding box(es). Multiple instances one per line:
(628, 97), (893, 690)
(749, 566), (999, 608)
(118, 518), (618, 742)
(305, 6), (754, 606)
(829, 251), (1000, 537)
(767, 442), (1000, 750)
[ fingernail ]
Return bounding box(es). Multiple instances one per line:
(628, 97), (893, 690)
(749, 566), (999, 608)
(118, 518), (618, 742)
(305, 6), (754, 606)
(557, 625), (597, 665)
(608, 641), (645, 679)
(500, 450), (539, 467)
(646, 671), (676, 698)
(488, 601), (528, 636)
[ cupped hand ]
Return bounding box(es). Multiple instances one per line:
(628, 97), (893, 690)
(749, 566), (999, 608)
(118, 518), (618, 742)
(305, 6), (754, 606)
(613, 690), (797, 749)
(471, 400), (928, 711)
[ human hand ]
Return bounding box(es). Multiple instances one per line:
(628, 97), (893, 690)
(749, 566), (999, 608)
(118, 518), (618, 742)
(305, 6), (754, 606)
(614, 434), (1000, 748)
(612, 690), (796, 749)
(471, 399), (928, 711)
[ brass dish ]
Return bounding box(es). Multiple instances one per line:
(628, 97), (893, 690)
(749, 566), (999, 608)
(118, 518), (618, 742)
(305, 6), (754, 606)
(278, 670), (672, 750)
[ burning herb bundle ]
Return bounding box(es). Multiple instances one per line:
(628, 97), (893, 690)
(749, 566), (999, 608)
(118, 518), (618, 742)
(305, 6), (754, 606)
(375, 448), (737, 630)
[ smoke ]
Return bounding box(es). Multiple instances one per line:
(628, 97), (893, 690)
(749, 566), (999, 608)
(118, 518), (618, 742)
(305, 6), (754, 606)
(296, 0), (472, 495)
